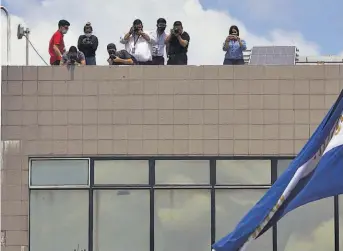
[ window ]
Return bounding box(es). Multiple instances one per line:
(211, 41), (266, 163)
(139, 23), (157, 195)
(94, 160), (149, 185)
(277, 159), (293, 177)
(277, 197), (335, 251)
(29, 157), (340, 251)
(155, 160), (210, 185)
(30, 190), (89, 251)
(154, 189), (211, 251)
(30, 159), (89, 186)
(93, 190), (150, 251)
(215, 189), (273, 251)
(216, 160), (271, 185)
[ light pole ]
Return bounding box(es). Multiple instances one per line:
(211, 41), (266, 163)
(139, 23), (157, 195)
(1, 6), (11, 65)
(17, 24), (30, 65)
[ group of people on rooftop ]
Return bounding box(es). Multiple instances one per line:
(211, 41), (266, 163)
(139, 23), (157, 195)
(48, 19), (247, 66)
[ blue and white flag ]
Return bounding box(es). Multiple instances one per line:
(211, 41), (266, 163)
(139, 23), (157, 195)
(212, 90), (343, 251)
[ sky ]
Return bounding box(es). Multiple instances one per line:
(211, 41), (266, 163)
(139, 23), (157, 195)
(1, 0), (343, 65)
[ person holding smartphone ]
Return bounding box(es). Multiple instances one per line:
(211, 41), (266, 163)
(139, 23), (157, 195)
(222, 25), (247, 65)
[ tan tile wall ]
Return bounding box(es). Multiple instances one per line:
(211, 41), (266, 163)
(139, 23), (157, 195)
(1, 65), (343, 249)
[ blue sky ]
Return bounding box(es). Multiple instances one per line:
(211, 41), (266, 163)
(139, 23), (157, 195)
(200, 0), (343, 55)
(3, 0), (343, 55)
(2, 0), (342, 65)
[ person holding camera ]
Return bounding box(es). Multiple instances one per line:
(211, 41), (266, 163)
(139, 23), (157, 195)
(77, 22), (99, 65)
(120, 19), (152, 65)
(48, 19), (70, 65)
(60, 46), (86, 66)
(149, 18), (168, 65)
(107, 43), (137, 65)
(223, 25), (247, 65)
(165, 21), (190, 65)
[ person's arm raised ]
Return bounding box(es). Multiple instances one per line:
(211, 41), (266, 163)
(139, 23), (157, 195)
(121, 27), (134, 44)
(177, 32), (189, 48)
(164, 29), (174, 44)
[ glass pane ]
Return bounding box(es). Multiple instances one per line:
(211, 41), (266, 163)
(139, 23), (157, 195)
(277, 159), (293, 177)
(30, 159), (89, 186)
(30, 190), (88, 251)
(340, 195), (343, 250)
(155, 190), (211, 251)
(155, 160), (210, 184)
(93, 190), (150, 251)
(216, 160), (271, 185)
(215, 189), (272, 251)
(277, 197), (334, 251)
(94, 160), (149, 184)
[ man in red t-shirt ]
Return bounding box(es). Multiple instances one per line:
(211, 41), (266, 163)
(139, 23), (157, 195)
(49, 20), (70, 65)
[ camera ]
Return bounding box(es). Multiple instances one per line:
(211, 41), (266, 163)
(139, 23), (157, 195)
(82, 37), (92, 45)
(68, 52), (77, 65)
(133, 25), (140, 33)
(173, 27), (180, 35)
(108, 49), (117, 60)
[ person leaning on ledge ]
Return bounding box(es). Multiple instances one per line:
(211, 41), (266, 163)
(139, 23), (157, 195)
(106, 43), (137, 65)
(60, 46), (86, 66)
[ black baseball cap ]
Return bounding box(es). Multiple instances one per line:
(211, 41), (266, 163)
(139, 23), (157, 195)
(173, 21), (182, 26)
(58, 19), (70, 27)
(107, 43), (116, 50)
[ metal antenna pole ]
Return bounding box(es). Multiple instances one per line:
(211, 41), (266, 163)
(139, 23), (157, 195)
(17, 25), (31, 65)
(25, 28), (30, 65)
(1, 6), (11, 65)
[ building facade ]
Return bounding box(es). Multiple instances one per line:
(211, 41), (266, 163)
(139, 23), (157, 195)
(1, 65), (343, 251)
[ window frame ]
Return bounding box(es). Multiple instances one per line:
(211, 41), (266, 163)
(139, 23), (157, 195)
(29, 189), (90, 251)
(215, 159), (272, 186)
(93, 159), (150, 186)
(29, 157), (91, 189)
(28, 156), (341, 251)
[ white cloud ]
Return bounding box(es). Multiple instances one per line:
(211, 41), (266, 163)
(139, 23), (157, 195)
(1, 0), (321, 66)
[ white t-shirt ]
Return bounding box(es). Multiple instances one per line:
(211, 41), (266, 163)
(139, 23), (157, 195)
(149, 30), (168, 57)
(120, 33), (152, 62)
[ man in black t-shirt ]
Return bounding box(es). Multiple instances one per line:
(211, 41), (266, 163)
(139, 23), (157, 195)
(165, 21), (190, 65)
(106, 43), (138, 65)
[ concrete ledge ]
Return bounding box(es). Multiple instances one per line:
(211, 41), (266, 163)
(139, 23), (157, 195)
(2, 65), (343, 81)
